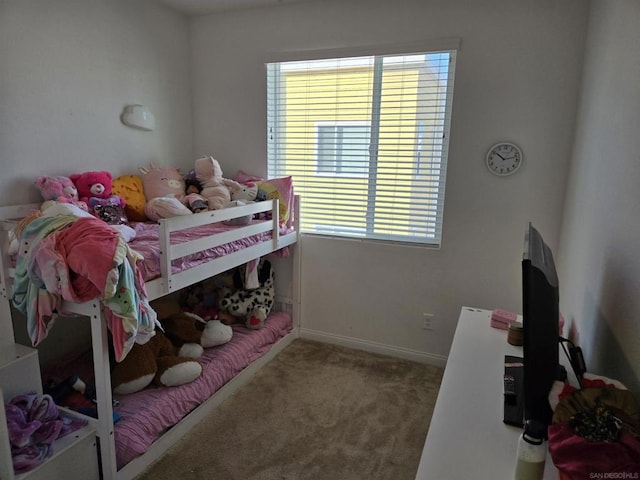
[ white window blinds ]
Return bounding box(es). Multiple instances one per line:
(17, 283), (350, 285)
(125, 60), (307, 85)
(267, 50), (456, 245)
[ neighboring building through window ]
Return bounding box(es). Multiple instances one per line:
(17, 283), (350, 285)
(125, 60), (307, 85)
(267, 50), (457, 245)
(316, 122), (371, 177)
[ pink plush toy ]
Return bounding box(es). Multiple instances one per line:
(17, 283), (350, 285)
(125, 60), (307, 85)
(69, 171), (125, 216)
(34, 176), (88, 211)
(138, 164), (194, 221)
(194, 156), (242, 211)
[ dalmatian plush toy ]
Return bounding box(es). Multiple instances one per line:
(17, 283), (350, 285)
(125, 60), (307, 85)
(218, 259), (275, 330)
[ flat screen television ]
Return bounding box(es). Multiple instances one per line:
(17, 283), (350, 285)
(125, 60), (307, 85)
(522, 223), (560, 430)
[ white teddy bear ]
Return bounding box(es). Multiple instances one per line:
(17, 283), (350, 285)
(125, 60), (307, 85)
(194, 156), (243, 211)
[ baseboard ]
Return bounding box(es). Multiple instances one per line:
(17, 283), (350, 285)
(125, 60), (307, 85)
(299, 328), (448, 368)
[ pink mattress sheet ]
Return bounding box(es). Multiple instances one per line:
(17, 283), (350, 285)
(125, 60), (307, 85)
(128, 220), (290, 282)
(42, 312), (292, 469)
(115, 311), (292, 468)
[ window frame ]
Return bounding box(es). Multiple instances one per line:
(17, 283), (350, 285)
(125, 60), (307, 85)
(265, 39), (459, 247)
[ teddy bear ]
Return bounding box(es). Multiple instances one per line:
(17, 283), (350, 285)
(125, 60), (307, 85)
(218, 259), (275, 330)
(110, 329), (202, 395)
(34, 175), (88, 212)
(138, 164), (194, 221)
(69, 171), (127, 218)
(110, 304), (232, 395)
(194, 156), (243, 211)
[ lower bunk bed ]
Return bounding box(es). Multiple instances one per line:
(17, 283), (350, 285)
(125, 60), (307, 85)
(0, 197), (301, 480)
(115, 311), (293, 471)
(43, 309), (294, 477)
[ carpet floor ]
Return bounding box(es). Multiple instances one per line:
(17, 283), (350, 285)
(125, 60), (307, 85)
(136, 339), (444, 480)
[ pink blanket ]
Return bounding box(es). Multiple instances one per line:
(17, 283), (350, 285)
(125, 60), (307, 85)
(42, 311), (292, 469)
(128, 220), (290, 282)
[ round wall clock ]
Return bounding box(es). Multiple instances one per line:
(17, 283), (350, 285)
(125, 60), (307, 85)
(485, 142), (523, 176)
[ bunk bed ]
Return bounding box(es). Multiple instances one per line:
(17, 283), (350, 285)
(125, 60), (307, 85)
(0, 197), (300, 480)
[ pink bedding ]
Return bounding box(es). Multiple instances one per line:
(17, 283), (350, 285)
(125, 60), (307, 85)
(128, 220), (290, 282)
(41, 312), (292, 469)
(113, 311), (292, 468)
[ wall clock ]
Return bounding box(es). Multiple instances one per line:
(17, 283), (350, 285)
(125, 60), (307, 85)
(485, 142), (523, 176)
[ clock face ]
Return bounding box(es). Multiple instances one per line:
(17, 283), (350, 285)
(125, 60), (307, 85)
(485, 142), (523, 176)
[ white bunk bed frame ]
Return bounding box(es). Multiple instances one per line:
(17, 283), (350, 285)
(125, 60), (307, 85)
(0, 198), (300, 480)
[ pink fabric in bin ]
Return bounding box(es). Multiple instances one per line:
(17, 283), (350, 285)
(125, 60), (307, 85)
(114, 311), (292, 469)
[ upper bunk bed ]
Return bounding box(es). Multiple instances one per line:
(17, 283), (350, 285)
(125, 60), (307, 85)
(0, 196), (300, 480)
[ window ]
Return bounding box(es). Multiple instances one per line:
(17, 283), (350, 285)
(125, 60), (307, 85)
(316, 122), (371, 177)
(267, 50), (456, 245)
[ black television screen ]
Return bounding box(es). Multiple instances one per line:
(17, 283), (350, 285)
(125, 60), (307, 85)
(522, 223), (560, 429)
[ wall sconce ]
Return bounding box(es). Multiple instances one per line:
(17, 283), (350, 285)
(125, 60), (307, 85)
(121, 105), (155, 131)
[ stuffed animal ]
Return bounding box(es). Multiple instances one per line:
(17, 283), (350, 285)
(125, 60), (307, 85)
(34, 176), (88, 211)
(222, 200), (253, 226)
(230, 183), (259, 202)
(179, 272), (235, 320)
(226, 182), (270, 225)
(183, 175), (208, 213)
(218, 259), (275, 330)
(194, 156), (243, 211)
(91, 196), (130, 226)
(111, 175), (147, 222)
(69, 171), (126, 216)
(152, 296), (233, 350)
(139, 164), (193, 221)
(110, 329), (202, 395)
(162, 312), (233, 350)
(110, 307), (232, 395)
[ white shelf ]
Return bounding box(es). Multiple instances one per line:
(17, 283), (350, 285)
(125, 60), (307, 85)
(0, 341), (99, 480)
(0, 342), (42, 402)
(415, 307), (560, 479)
(15, 421), (98, 480)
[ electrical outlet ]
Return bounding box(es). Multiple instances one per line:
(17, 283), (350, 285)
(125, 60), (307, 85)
(422, 313), (434, 330)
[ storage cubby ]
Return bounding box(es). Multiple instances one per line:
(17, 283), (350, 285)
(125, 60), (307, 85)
(0, 340), (99, 480)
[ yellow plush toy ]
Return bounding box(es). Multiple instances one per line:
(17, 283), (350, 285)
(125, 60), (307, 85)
(111, 175), (147, 222)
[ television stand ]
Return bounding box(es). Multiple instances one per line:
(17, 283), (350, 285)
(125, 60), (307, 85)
(414, 307), (560, 479)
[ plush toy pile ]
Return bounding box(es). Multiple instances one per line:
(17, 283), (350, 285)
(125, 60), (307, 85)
(31, 156), (255, 225)
(179, 259), (276, 331)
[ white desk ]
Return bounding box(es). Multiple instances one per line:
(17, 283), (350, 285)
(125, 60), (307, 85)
(415, 307), (560, 479)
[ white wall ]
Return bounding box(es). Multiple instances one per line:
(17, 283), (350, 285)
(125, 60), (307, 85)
(0, 0), (191, 361)
(189, 0), (589, 362)
(0, 0), (193, 206)
(557, 0), (640, 392)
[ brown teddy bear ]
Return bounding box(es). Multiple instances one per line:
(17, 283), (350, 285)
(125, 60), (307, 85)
(110, 300), (233, 395)
(110, 330), (201, 395)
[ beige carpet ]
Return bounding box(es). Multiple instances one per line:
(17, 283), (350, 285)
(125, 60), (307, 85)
(136, 339), (444, 480)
